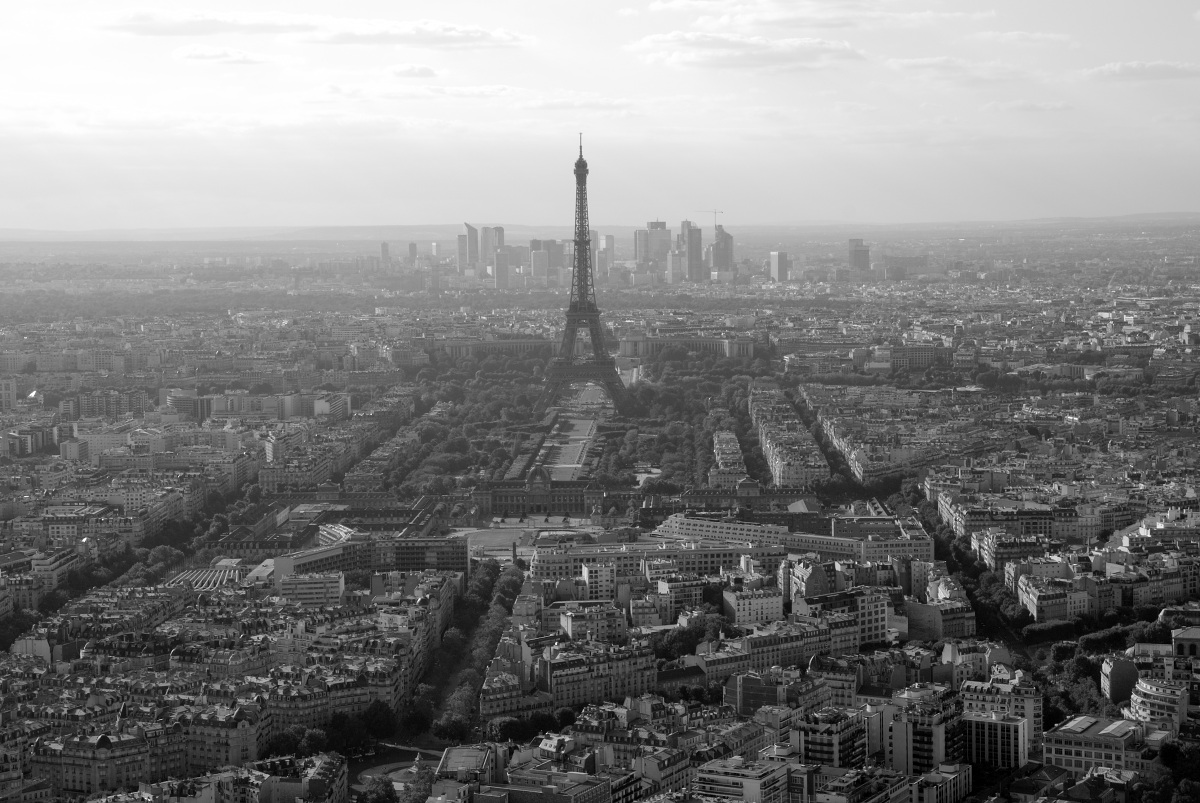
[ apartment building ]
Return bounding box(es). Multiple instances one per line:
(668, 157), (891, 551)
(536, 642), (655, 708)
(280, 573), (345, 607)
(582, 562), (617, 602)
(722, 587), (784, 625)
(1126, 678), (1187, 732)
(655, 514), (788, 544)
(31, 723), (188, 796)
(693, 757), (787, 803)
(963, 711), (1028, 769)
(791, 707), (867, 769)
(971, 529), (1049, 573)
(959, 668), (1043, 748)
(795, 587), (891, 648)
(530, 542), (789, 582)
(657, 576), (706, 624)
(889, 684), (965, 775)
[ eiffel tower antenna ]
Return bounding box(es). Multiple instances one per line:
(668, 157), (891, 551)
(535, 140), (639, 417)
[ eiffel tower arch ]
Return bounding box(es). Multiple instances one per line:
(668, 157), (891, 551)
(535, 143), (640, 417)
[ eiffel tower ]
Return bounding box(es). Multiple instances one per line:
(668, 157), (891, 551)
(535, 141), (639, 417)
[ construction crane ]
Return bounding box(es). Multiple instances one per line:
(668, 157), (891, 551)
(696, 209), (724, 230)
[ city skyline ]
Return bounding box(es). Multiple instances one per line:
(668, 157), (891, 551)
(2, 1), (1199, 230)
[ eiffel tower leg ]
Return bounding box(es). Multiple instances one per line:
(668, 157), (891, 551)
(603, 376), (636, 417)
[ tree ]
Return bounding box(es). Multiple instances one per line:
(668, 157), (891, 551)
(441, 627), (468, 658)
(264, 724), (307, 757)
(360, 776), (399, 803)
(296, 728), (328, 757)
(412, 684), (438, 719)
(432, 712), (471, 741)
(554, 707), (577, 729)
(396, 706), (431, 741)
(361, 700), (398, 740)
(487, 717), (523, 741)
(37, 590), (69, 615)
(398, 764), (434, 803)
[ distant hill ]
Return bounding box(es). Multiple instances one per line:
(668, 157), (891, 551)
(1, 212), (1197, 242)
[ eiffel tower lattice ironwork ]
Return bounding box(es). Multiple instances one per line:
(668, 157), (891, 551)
(536, 141), (639, 417)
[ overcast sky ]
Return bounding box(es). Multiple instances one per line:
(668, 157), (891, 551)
(2, 1), (1199, 230)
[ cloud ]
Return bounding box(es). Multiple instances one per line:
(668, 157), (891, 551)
(517, 93), (634, 111)
(887, 56), (1026, 83)
(982, 100), (1072, 113)
(108, 12), (531, 49)
(1083, 61), (1200, 81)
(173, 45), (270, 65)
(617, 7), (641, 16)
(390, 64), (438, 78)
(1154, 110), (1200, 124)
(428, 85), (511, 97)
(629, 31), (863, 70)
(709, 9), (995, 31)
(302, 19), (530, 48)
(972, 30), (1078, 47)
(384, 85), (513, 99)
(652, 1), (995, 30)
(833, 101), (878, 114)
(648, 0), (730, 9)
(110, 12), (318, 36)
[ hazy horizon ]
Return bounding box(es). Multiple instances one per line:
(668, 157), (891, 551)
(5, 209), (1200, 244)
(4, 1), (1199, 230)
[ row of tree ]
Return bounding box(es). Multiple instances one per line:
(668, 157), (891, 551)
(397, 559), (524, 742)
(427, 563), (525, 741)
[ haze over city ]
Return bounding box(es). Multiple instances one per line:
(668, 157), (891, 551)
(7, 5), (1200, 803)
(3, 1), (1200, 231)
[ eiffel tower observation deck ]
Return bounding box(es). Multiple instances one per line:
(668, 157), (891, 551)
(535, 141), (639, 417)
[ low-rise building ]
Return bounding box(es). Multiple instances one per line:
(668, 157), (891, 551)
(1043, 716), (1161, 779)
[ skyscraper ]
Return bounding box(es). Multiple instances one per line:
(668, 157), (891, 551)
(590, 229), (599, 280)
(635, 221), (672, 266)
(598, 234), (615, 281)
(712, 225), (734, 271)
(544, 240), (565, 269)
(679, 220), (704, 282)
(493, 226), (505, 250)
(849, 238), (871, 272)
(480, 227), (496, 267)
(407, 242), (418, 265)
(770, 251), (790, 282)
(380, 242), (390, 264)
(464, 223), (479, 267)
(492, 250), (510, 289)
(456, 235), (468, 272)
